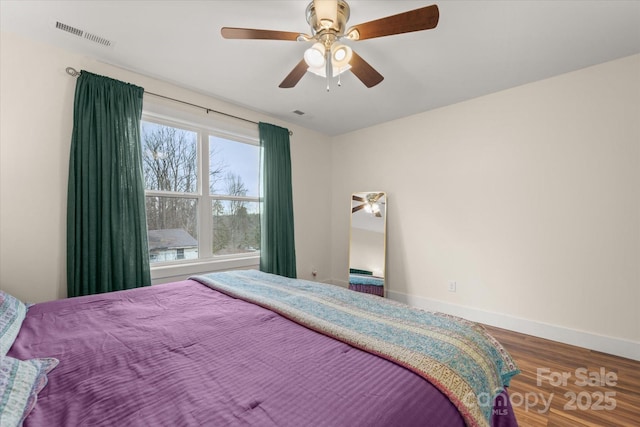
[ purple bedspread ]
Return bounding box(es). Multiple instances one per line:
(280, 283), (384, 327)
(9, 280), (517, 426)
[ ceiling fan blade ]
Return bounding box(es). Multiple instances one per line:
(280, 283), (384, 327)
(353, 195), (366, 202)
(371, 193), (384, 202)
(352, 204), (366, 214)
(347, 4), (439, 41)
(349, 51), (384, 88)
(279, 59), (308, 88)
(221, 27), (301, 41)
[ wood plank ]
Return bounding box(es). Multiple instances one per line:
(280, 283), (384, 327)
(483, 325), (640, 426)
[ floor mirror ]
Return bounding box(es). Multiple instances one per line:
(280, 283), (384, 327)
(348, 192), (387, 297)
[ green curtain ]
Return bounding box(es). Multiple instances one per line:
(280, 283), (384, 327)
(67, 71), (151, 297)
(259, 122), (297, 278)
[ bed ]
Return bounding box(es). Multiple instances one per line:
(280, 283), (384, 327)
(3, 270), (519, 427)
(348, 268), (385, 296)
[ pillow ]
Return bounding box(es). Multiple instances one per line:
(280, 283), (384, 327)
(0, 356), (59, 427)
(0, 292), (27, 356)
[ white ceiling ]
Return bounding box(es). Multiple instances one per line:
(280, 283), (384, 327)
(1, 1), (639, 136)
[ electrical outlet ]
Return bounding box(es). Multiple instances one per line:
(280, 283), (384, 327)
(448, 281), (457, 292)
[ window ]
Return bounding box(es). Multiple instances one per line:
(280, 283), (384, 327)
(141, 116), (260, 265)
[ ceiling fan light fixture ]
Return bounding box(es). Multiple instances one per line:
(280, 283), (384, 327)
(307, 64), (351, 78)
(331, 43), (352, 67)
(364, 202), (380, 215)
(222, 1), (439, 89)
(304, 42), (326, 68)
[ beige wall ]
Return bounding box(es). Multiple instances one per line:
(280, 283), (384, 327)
(1, 31), (638, 360)
(331, 55), (640, 359)
(0, 32), (332, 302)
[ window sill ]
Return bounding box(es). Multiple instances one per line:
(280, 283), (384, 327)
(150, 256), (259, 284)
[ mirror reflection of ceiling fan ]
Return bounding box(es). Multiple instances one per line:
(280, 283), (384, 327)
(352, 192), (385, 217)
(221, 0), (439, 89)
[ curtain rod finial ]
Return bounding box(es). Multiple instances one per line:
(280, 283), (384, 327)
(66, 67), (80, 77)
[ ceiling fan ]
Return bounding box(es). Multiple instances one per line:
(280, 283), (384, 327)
(221, 1), (439, 90)
(352, 192), (385, 217)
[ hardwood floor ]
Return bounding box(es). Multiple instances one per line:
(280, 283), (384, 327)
(483, 325), (640, 427)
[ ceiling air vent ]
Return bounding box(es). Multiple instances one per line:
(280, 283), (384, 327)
(83, 32), (112, 47)
(55, 21), (113, 47)
(55, 21), (83, 37)
(292, 110), (305, 116)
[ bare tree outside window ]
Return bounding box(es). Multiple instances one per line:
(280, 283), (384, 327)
(142, 124), (198, 258)
(143, 125), (197, 193)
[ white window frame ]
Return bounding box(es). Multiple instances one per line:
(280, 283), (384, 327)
(141, 109), (261, 282)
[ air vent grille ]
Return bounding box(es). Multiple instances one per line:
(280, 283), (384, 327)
(55, 21), (83, 37)
(292, 110), (305, 116)
(55, 21), (112, 47)
(84, 32), (112, 47)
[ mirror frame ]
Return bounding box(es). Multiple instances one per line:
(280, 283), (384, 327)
(348, 191), (387, 297)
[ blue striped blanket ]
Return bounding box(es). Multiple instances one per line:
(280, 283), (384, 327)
(192, 270), (519, 427)
(349, 273), (384, 286)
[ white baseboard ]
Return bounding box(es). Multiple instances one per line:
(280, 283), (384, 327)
(386, 289), (640, 362)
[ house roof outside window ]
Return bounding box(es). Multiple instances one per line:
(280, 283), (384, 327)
(147, 229), (197, 251)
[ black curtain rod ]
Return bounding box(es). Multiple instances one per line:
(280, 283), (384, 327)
(65, 67), (292, 136)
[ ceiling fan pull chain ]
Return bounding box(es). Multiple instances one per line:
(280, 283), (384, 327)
(325, 48), (332, 92)
(338, 70), (342, 87)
